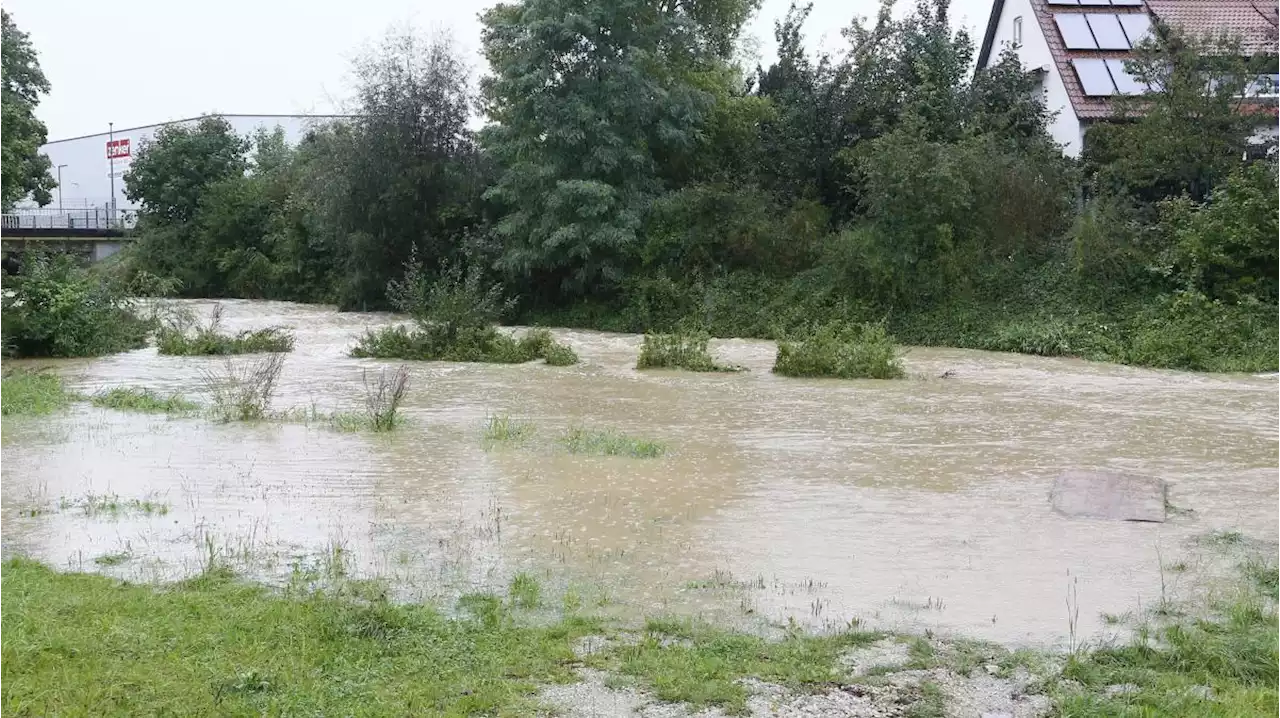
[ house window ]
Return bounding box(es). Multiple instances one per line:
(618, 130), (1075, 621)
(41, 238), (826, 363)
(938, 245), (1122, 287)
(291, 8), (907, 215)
(1013, 16), (1023, 47)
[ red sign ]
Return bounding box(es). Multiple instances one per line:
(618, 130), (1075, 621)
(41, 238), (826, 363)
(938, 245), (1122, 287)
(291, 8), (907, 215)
(107, 139), (130, 159)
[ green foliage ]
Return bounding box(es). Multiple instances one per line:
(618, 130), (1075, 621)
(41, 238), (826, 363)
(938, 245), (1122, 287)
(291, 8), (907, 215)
(90, 387), (199, 414)
(1, 254), (151, 358)
(1155, 162), (1278, 304)
(637, 330), (738, 372)
(0, 10), (55, 208)
(479, 0), (759, 293)
(560, 427), (667, 458)
(156, 307), (294, 356)
(125, 117), (250, 225)
(773, 321), (905, 379)
(482, 414), (536, 445)
(1, 371), (76, 416)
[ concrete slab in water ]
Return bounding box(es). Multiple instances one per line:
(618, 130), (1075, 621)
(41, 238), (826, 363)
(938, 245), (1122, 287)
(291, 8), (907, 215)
(1051, 470), (1167, 523)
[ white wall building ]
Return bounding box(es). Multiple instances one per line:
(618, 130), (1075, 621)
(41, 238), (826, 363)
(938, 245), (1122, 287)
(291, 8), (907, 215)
(34, 114), (348, 212)
(976, 0), (1279, 158)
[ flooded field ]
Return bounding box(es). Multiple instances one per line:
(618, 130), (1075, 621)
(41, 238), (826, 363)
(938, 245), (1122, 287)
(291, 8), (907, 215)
(3, 299), (1276, 648)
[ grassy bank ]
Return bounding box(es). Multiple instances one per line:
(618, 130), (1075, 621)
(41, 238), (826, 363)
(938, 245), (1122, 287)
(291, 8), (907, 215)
(2, 556), (1276, 716)
(0, 372), (79, 416)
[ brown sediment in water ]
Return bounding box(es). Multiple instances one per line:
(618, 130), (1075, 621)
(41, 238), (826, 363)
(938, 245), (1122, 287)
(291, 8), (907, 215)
(2, 298), (1275, 647)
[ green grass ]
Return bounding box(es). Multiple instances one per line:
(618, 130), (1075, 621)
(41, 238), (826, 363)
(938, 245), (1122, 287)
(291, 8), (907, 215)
(508, 573), (542, 609)
(636, 331), (740, 372)
(595, 617), (882, 714)
(561, 427), (667, 458)
(157, 326), (295, 356)
(89, 386), (199, 414)
(1, 371), (78, 416)
(93, 551), (132, 567)
(0, 559), (604, 716)
(773, 321), (906, 380)
(482, 414), (536, 446)
(351, 325), (578, 366)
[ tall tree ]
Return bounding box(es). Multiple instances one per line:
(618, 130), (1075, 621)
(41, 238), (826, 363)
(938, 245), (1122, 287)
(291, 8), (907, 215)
(480, 0), (759, 297)
(1, 10), (55, 208)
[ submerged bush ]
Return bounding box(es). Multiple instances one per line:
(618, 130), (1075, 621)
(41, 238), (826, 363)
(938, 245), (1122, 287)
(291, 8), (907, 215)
(90, 387), (198, 414)
(636, 331), (738, 372)
(200, 353), (286, 422)
(351, 325), (576, 365)
(156, 305), (294, 356)
(1, 254), (151, 358)
(773, 322), (905, 379)
(361, 366), (409, 431)
(1, 371), (78, 416)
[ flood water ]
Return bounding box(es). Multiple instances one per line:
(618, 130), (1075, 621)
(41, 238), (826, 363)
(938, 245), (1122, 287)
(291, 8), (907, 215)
(3, 299), (1276, 647)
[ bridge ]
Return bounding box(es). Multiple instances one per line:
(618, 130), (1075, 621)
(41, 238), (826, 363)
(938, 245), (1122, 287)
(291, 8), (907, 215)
(1, 208), (136, 263)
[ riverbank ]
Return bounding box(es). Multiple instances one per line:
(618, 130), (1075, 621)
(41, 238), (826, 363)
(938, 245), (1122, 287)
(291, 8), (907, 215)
(3, 553), (1275, 716)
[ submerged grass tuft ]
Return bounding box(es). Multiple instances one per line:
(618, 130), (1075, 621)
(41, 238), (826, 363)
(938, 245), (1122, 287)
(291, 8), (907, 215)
(482, 414), (536, 446)
(561, 426), (666, 458)
(773, 321), (905, 380)
(90, 386), (198, 414)
(200, 353), (286, 422)
(58, 493), (169, 518)
(636, 331), (740, 372)
(1, 371), (78, 416)
(352, 325), (578, 366)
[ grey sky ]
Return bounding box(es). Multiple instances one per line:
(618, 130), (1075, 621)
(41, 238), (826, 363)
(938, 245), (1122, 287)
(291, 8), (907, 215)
(9, 0), (993, 141)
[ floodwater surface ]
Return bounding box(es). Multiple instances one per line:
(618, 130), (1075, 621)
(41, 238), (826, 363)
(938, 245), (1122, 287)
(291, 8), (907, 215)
(3, 300), (1276, 647)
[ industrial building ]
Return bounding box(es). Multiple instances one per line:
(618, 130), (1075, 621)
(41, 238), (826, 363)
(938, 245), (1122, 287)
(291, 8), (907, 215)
(31, 114), (347, 215)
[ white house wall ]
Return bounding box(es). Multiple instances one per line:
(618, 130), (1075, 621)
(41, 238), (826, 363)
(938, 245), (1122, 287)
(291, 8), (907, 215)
(986, 0), (1084, 156)
(33, 115), (339, 211)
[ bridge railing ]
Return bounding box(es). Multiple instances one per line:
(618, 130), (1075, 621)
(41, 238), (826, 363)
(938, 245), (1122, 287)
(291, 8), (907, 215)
(1, 208), (138, 232)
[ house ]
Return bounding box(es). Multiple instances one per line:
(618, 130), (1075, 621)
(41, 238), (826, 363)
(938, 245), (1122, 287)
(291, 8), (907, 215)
(976, 0), (1280, 157)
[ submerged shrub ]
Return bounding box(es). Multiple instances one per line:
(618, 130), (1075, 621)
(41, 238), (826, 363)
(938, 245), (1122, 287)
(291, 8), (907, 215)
(1, 254), (151, 358)
(200, 353), (286, 422)
(156, 304), (294, 356)
(351, 325), (577, 365)
(773, 322), (905, 379)
(482, 414), (536, 445)
(1, 371), (78, 416)
(90, 387), (199, 414)
(636, 330), (738, 372)
(362, 366), (409, 431)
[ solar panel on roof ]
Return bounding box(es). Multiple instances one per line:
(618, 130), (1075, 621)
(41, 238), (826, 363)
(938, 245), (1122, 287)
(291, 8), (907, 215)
(1046, 0), (1079, 4)
(1073, 58), (1117, 95)
(1078, 0), (1111, 6)
(1110, 0), (1144, 5)
(1055, 14), (1098, 49)
(1118, 14), (1152, 44)
(1106, 59), (1147, 94)
(1087, 14), (1131, 49)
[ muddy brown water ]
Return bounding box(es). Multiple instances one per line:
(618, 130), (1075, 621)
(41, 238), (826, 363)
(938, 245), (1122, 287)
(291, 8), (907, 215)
(3, 299), (1276, 647)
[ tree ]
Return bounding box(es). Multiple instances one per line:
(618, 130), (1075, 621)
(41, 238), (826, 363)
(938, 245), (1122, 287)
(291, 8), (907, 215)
(1, 10), (55, 208)
(1083, 29), (1273, 204)
(124, 116), (250, 224)
(480, 0), (759, 297)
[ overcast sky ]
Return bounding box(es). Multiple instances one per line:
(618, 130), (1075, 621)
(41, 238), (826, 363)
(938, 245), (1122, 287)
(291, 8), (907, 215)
(8, 0), (993, 141)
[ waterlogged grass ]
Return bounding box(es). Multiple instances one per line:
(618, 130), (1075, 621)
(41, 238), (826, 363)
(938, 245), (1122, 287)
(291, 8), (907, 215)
(598, 617), (881, 714)
(561, 427), (666, 458)
(1, 371), (78, 416)
(509, 573), (542, 609)
(352, 325), (578, 366)
(482, 414), (536, 446)
(57, 493), (170, 518)
(636, 331), (740, 372)
(773, 322), (906, 380)
(90, 386), (199, 414)
(157, 326), (295, 356)
(0, 559), (605, 716)
(1054, 561), (1278, 718)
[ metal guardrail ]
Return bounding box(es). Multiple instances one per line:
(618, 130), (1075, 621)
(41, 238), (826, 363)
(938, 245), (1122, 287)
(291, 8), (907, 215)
(1, 208), (137, 231)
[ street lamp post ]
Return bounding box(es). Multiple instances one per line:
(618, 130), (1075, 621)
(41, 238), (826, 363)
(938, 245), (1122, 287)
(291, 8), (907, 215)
(56, 164), (67, 212)
(108, 122), (115, 228)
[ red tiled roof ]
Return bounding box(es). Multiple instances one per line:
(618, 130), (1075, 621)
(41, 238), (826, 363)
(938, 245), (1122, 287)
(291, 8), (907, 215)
(1145, 0), (1279, 55)
(1030, 0), (1145, 119)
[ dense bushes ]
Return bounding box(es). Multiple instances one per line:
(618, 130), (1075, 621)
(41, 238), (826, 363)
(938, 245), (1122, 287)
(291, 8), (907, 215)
(636, 330), (738, 372)
(106, 2), (1276, 374)
(1, 254), (151, 358)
